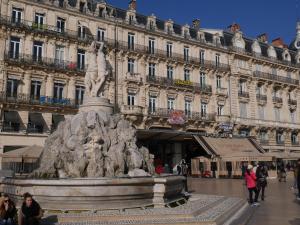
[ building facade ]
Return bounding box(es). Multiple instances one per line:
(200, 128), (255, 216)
(0, 0), (300, 166)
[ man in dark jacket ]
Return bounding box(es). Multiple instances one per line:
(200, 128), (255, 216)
(297, 159), (300, 200)
(256, 163), (268, 201)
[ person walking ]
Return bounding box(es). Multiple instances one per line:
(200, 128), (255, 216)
(297, 159), (300, 200)
(0, 194), (17, 225)
(278, 161), (286, 182)
(256, 163), (268, 201)
(18, 193), (43, 225)
(245, 164), (260, 206)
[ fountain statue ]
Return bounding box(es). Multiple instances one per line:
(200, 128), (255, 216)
(32, 41), (154, 178)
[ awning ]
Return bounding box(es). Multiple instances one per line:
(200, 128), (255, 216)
(1, 145), (43, 163)
(193, 135), (216, 156)
(29, 113), (44, 125)
(4, 111), (21, 123)
(196, 136), (273, 161)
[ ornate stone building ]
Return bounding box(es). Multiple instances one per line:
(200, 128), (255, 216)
(0, 0), (300, 166)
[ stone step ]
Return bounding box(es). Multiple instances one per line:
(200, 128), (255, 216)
(42, 194), (251, 225)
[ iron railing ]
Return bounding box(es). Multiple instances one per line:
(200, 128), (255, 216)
(288, 99), (297, 105)
(256, 94), (267, 101)
(272, 97), (283, 104)
(4, 52), (85, 73)
(253, 71), (299, 86)
(238, 91), (249, 98)
(146, 76), (212, 94)
(0, 92), (78, 108)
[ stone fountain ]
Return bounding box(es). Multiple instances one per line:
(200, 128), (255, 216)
(0, 41), (185, 210)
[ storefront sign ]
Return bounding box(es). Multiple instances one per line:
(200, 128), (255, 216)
(168, 110), (185, 125)
(174, 79), (192, 86)
(219, 123), (233, 132)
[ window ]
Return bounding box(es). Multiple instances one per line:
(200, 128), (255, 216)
(183, 29), (189, 39)
(274, 108), (280, 121)
(239, 81), (246, 93)
(127, 58), (135, 74)
(12, 8), (22, 24)
(78, 25), (86, 39)
(291, 133), (298, 144)
(97, 28), (105, 42)
(276, 131), (284, 144)
(149, 63), (156, 77)
(148, 38), (155, 54)
(166, 42), (172, 57)
(185, 101), (191, 117)
(258, 105), (265, 119)
(256, 85), (262, 95)
(240, 103), (247, 118)
(6, 79), (19, 97)
(149, 20), (155, 30)
(166, 24), (172, 34)
(200, 72), (206, 87)
(259, 131), (268, 141)
(287, 71), (291, 79)
(75, 86), (85, 105)
(149, 96), (156, 113)
(34, 13), (44, 29)
(128, 33), (135, 50)
(30, 80), (41, 100)
(201, 102), (207, 117)
(33, 41), (43, 62)
(129, 15), (134, 24)
(55, 46), (64, 64)
(184, 69), (190, 81)
(217, 105), (223, 116)
(199, 50), (205, 64)
(167, 98), (175, 110)
(184, 47), (189, 62)
(53, 83), (64, 100)
(272, 68), (277, 75)
(215, 54), (220, 67)
(167, 66), (173, 79)
(127, 93), (135, 106)
(9, 37), (20, 59)
(256, 64), (262, 72)
(77, 49), (85, 70)
(240, 129), (250, 137)
(56, 17), (65, 33)
(216, 76), (221, 89)
(79, 2), (85, 13)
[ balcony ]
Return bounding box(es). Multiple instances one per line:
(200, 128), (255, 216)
(4, 52), (85, 74)
(121, 105), (143, 115)
(0, 92), (78, 109)
(292, 141), (299, 146)
(288, 99), (297, 106)
(253, 71), (299, 86)
(216, 115), (231, 123)
(276, 140), (285, 146)
(148, 108), (215, 122)
(124, 73), (143, 83)
(272, 97), (283, 104)
(216, 88), (228, 96)
(256, 94), (267, 101)
(146, 76), (212, 94)
(0, 16), (94, 44)
(238, 91), (249, 98)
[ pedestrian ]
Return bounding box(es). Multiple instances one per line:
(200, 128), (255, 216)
(245, 164), (260, 206)
(278, 161), (286, 182)
(0, 194), (17, 225)
(18, 193), (43, 225)
(296, 158), (300, 200)
(256, 162), (268, 201)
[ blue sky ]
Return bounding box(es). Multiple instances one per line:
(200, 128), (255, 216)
(107, 0), (299, 44)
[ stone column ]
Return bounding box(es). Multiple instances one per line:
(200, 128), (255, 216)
(42, 112), (52, 133)
(45, 75), (54, 97)
(23, 72), (31, 95)
(265, 84), (274, 120)
(153, 178), (166, 208)
(67, 77), (76, 100)
(248, 79), (257, 119)
(18, 111), (29, 132)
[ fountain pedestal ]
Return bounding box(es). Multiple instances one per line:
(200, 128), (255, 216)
(79, 97), (114, 114)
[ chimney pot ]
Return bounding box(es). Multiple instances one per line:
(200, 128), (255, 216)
(228, 23), (240, 32)
(129, 0), (136, 10)
(257, 33), (268, 43)
(192, 19), (200, 30)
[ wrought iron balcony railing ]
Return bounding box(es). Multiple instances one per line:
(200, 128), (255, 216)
(238, 91), (249, 98)
(4, 52), (85, 73)
(0, 92), (78, 109)
(272, 96), (283, 104)
(288, 99), (297, 105)
(256, 94), (267, 101)
(148, 107), (216, 121)
(146, 76), (212, 94)
(253, 71), (299, 86)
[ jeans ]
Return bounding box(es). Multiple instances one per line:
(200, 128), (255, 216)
(0, 218), (13, 225)
(248, 187), (259, 204)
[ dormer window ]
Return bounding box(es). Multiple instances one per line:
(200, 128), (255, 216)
(167, 25), (172, 34)
(184, 30), (189, 39)
(149, 21), (154, 30)
(129, 15), (134, 24)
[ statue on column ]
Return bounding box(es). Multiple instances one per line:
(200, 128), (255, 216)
(85, 41), (109, 98)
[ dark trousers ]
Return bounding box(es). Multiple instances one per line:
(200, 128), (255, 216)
(257, 185), (266, 200)
(298, 186), (300, 198)
(248, 187), (259, 204)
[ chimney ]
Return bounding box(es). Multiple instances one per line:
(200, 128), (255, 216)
(228, 23), (240, 32)
(129, 0), (136, 10)
(192, 19), (200, 30)
(257, 33), (268, 43)
(271, 37), (287, 48)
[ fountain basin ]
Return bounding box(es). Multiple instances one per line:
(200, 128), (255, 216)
(0, 175), (185, 210)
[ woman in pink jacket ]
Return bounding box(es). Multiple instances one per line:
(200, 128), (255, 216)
(245, 164), (260, 206)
